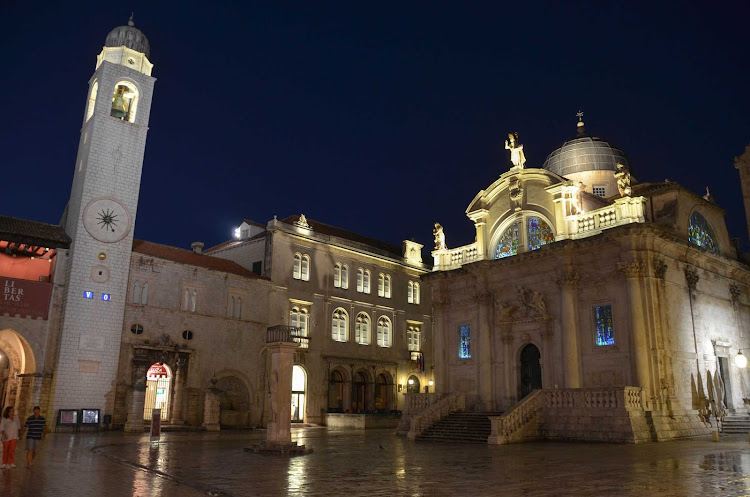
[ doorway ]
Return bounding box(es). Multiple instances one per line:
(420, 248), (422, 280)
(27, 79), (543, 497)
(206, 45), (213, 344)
(291, 365), (306, 423)
(374, 373), (392, 410)
(352, 371), (368, 412)
(406, 375), (420, 394)
(144, 363), (172, 421)
(519, 344), (542, 399)
(718, 357), (732, 407)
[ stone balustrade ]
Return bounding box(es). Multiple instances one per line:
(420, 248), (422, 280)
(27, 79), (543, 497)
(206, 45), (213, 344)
(567, 196), (646, 238)
(432, 243), (479, 271)
(407, 391), (465, 440)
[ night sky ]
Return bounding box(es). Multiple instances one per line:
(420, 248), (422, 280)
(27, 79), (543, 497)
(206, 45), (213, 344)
(3, 2), (749, 253)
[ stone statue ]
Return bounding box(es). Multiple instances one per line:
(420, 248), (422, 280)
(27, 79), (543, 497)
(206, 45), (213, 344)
(433, 223), (447, 250)
(571, 182), (584, 215)
(517, 286), (547, 318)
(614, 163), (632, 197)
(494, 295), (517, 323)
(505, 132), (526, 170)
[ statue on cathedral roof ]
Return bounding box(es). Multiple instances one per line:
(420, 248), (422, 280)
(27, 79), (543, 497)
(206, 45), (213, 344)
(433, 223), (447, 251)
(615, 163), (632, 197)
(505, 132), (527, 170)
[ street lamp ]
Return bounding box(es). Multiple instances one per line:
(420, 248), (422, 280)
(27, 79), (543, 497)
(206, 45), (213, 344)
(736, 350), (747, 369)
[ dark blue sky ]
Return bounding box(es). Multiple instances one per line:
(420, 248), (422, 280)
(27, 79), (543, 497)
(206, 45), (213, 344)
(3, 2), (749, 252)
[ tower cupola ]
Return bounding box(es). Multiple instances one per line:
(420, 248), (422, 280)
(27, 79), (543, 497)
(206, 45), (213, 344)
(105, 14), (151, 57)
(96, 14), (153, 76)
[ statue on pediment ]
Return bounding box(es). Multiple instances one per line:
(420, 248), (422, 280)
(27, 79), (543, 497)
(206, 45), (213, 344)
(433, 223), (447, 250)
(505, 132), (527, 170)
(615, 164), (632, 197)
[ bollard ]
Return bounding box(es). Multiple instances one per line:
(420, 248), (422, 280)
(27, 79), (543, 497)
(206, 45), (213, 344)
(712, 428), (719, 442)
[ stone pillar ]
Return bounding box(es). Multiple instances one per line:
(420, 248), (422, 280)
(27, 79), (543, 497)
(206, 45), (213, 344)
(202, 377), (221, 431)
(541, 320), (555, 388)
(266, 341), (299, 444)
(619, 261), (651, 404)
(170, 357), (185, 425)
(557, 272), (581, 388)
(433, 300), (448, 395)
(124, 349), (148, 433)
(501, 331), (514, 408)
(478, 293), (494, 411)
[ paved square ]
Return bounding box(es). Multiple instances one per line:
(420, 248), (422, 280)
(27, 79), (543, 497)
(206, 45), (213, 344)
(1, 429), (749, 496)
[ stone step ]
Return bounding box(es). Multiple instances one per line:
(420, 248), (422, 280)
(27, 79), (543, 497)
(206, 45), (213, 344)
(416, 411), (500, 444)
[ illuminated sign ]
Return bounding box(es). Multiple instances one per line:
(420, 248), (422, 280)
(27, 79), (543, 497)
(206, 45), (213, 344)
(101, 293), (111, 301)
(1, 277), (53, 320)
(83, 291), (94, 299)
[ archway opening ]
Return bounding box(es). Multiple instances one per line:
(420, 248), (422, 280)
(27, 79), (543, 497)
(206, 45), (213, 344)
(291, 365), (306, 423)
(353, 371), (368, 412)
(374, 373), (393, 411)
(327, 370), (345, 412)
(519, 344), (542, 399)
(143, 363), (171, 421)
(0, 329), (36, 417)
(406, 375), (420, 394)
(216, 376), (250, 428)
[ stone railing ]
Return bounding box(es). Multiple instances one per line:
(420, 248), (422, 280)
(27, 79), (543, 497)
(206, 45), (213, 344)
(403, 393), (438, 415)
(488, 389), (544, 444)
(432, 243), (479, 271)
(488, 387), (647, 444)
(407, 391), (465, 440)
(566, 196), (646, 238)
(266, 325), (309, 348)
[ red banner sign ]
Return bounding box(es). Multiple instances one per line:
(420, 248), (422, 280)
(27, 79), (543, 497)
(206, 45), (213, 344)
(0, 277), (52, 320)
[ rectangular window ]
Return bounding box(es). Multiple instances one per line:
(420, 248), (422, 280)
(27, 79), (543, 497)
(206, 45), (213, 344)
(407, 328), (421, 351)
(593, 185), (606, 197)
(252, 261), (262, 275)
(459, 325), (471, 359)
(594, 304), (615, 346)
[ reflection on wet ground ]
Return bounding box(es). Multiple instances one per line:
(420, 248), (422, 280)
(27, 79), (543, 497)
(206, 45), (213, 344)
(1, 428), (750, 496)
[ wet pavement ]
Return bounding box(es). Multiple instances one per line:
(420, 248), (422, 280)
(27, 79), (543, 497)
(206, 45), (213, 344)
(1, 428), (750, 496)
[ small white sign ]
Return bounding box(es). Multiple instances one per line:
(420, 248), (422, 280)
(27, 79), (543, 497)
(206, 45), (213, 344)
(79, 334), (105, 352)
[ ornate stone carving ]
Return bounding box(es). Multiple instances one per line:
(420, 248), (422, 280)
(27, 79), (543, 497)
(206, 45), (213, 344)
(652, 258), (667, 280)
(614, 163), (632, 197)
(505, 132), (526, 170)
(684, 266), (699, 291)
(556, 271), (580, 289)
(509, 177), (524, 211)
(433, 223), (447, 250)
(617, 261), (645, 278)
(516, 286), (548, 319)
(294, 214), (311, 229)
(494, 296), (517, 323)
(729, 283), (741, 304)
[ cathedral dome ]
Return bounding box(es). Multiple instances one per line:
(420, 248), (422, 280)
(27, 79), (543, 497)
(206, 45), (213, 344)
(542, 121), (630, 178)
(105, 14), (150, 58)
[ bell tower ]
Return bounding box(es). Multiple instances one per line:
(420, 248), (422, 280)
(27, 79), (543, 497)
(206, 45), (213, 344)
(51, 15), (156, 421)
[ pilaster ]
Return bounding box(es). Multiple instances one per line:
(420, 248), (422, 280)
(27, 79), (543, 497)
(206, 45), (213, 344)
(556, 271), (581, 388)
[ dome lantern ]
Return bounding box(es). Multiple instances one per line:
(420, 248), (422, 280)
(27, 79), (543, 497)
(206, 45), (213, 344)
(104, 13), (151, 58)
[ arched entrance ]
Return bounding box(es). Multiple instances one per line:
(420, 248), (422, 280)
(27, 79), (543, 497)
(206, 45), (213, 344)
(0, 329), (36, 417)
(216, 375), (251, 428)
(291, 365), (306, 423)
(328, 369), (345, 412)
(352, 371), (369, 412)
(406, 375), (420, 394)
(374, 373), (394, 410)
(519, 344), (542, 399)
(143, 363), (171, 421)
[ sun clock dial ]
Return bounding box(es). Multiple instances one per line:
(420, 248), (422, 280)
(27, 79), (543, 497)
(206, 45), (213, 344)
(82, 197), (132, 243)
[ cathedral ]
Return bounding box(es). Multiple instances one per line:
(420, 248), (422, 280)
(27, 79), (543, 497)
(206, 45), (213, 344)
(1, 18), (749, 442)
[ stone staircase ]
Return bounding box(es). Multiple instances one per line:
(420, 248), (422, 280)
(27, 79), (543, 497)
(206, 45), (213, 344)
(722, 414), (750, 434)
(417, 411), (503, 443)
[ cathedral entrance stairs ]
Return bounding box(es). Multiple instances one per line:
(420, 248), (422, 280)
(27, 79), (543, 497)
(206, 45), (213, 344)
(721, 414), (750, 434)
(416, 412), (503, 443)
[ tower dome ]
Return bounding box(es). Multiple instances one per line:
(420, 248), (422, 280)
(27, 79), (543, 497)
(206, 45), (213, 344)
(104, 14), (150, 58)
(541, 114), (630, 197)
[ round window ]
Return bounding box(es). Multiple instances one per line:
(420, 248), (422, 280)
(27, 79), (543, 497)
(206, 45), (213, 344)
(182, 330), (194, 340)
(130, 324), (144, 335)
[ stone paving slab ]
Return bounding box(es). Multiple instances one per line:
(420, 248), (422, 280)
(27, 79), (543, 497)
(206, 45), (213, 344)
(2, 428), (750, 496)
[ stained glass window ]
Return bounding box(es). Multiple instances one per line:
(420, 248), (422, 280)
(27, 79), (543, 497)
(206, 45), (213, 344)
(594, 305), (615, 346)
(459, 325), (471, 358)
(688, 212), (718, 254)
(528, 216), (554, 251)
(495, 222), (519, 259)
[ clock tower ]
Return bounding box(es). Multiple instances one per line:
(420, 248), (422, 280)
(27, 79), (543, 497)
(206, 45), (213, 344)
(51, 15), (155, 421)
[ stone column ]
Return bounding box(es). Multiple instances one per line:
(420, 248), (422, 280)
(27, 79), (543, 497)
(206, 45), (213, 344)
(432, 300), (448, 395)
(557, 272), (581, 388)
(541, 320), (555, 388)
(170, 355), (185, 425)
(266, 341), (299, 444)
(478, 293), (494, 411)
(500, 330), (514, 408)
(619, 261), (651, 404)
(124, 349), (148, 433)
(203, 377), (221, 431)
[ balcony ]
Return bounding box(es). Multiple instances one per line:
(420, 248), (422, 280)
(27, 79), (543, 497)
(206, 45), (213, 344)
(266, 325), (309, 348)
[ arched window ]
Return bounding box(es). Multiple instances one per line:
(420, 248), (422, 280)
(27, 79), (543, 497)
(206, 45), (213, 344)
(527, 216), (554, 251)
(688, 211), (718, 254)
(141, 282), (149, 305)
(301, 255), (310, 281)
(293, 253), (311, 280)
(290, 306), (309, 348)
(230, 296), (236, 317)
(495, 222), (520, 259)
(86, 80), (98, 121)
(377, 316), (392, 348)
(293, 253), (302, 279)
(341, 265), (349, 289)
(384, 275), (391, 298)
(190, 290), (198, 312)
(237, 297), (242, 319)
(414, 282), (420, 304)
(332, 308), (348, 342)
(110, 81), (139, 123)
(408, 281), (414, 303)
(182, 289), (190, 311)
(407, 375), (420, 394)
(328, 370), (345, 411)
(133, 281), (142, 304)
(355, 312), (370, 345)
(334, 263), (342, 288)
(363, 270), (371, 294)
(378, 274), (385, 297)
(357, 268), (364, 292)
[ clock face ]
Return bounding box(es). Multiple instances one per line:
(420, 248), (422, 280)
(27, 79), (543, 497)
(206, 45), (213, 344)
(82, 197), (131, 243)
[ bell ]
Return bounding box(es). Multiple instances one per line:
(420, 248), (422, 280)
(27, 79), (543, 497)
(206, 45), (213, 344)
(110, 94), (127, 119)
